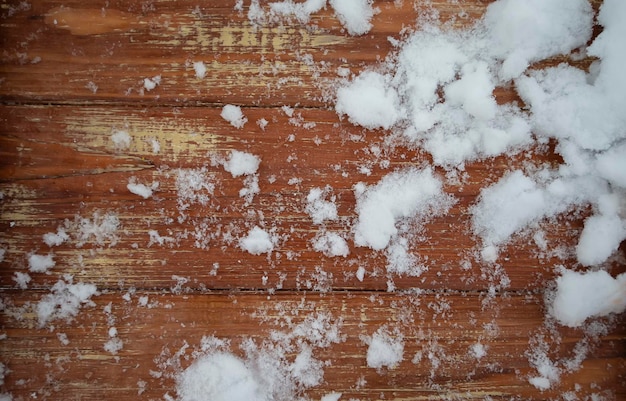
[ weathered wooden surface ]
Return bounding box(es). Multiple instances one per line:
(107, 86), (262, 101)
(2, 291), (625, 401)
(0, 0), (624, 400)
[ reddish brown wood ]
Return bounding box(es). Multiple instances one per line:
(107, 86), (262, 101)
(1, 291), (624, 401)
(0, 1), (623, 400)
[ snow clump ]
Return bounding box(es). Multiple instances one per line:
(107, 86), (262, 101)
(36, 277), (98, 327)
(329, 0), (377, 36)
(176, 352), (265, 401)
(221, 104), (248, 129)
(353, 167), (449, 251)
(28, 253), (55, 273)
(222, 150), (261, 177)
(550, 269), (626, 328)
(239, 226), (275, 255)
(305, 186), (338, 224)
(365, 327), (404, 369)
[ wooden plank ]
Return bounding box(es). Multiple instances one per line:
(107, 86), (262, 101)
(0, 0), (623, 400)
(0, 0), (405, 106)
(0, 0), (591, 107)
(1, 291), (624, 400)
(2, 103), (617, 292)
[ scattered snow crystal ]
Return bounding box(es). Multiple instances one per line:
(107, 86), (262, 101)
(176, 168), (215, 208)
(43, 228), (69, 247)
(312, 232), (349, 257)
(36, 277), (98, 327)
(550, 269), (626, 328)
(70, 211), (121, 248)
(305, 187), (338, 224)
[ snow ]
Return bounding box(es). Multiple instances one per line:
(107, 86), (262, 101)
(321, 393), (342, 401)
(176, 352), (264, 401)
(484, 0), (593, 81)
(111, 130), (131, 150)
(305, 187), (338, 224)
(595, 142), (626, 187)
(256, 118), (269, 130)
(269, 0), (326, 23)
(334, 0), (625, 265)
(13, 272), (31, 289)
(528, 376), (551, 391)
(470, 342), (487, 360)
(193, 61), (207, 79)
(471, 171), (546, 246)
(312, 232), (349, 257)
(239, 226), (274, 255)
(444, 61), (497, 121)
(127, 178), (154, 199)
(28, 253), (55, 273)
(221, 104), (248, 129)
(354, 167), (448, 251)
(329, 0), (376, 36)
(43, 228), (69, 247)
(104, 337), (123, 354)
(335, 71), (400, 130)
(171, 312), (343, 401)
(355, 266), (366, 282)
(246, 0), (374, 36)
(5, 0), (626, 399)
(222, 150), (261, 177)
(576, 212), (626, 266)
(550, 269), (626, 328)
(365, 328), (404, 369)
(36, 277), (98, 327)
(143, 75), (161, 91)
(516, 64), (623, 152)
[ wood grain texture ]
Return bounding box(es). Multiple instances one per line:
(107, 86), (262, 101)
(0, 0), (624, 400)
(2, 291), (625, 401)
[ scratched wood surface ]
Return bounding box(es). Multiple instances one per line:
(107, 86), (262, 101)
(0, 1), (624, 400)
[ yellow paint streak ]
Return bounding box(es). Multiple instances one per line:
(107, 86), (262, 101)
(0, 184), (48, 226)
(154, 12), (347, 54)
(64, 110), (221, 162)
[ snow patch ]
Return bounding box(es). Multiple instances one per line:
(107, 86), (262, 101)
(550, 269), (626, 328)
(221, 105), (248, 129)
(239, 226), (275, 255)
